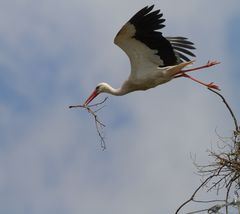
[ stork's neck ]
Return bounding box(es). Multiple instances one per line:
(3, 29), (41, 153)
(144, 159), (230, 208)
(103, 82), (131, 96)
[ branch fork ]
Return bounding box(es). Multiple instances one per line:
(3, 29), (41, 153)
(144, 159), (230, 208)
(69, 97), (108, 150)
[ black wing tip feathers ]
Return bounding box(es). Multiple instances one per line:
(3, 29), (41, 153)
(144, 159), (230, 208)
(129, 5), (165, 28)
(127, 6), (196, 65)
(129, 5), (155, 24)
(128, 6), (178, 66)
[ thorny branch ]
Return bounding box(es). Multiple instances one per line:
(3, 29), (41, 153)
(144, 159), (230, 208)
(176, 88), (240, 214)
(69, 97), (108, 150)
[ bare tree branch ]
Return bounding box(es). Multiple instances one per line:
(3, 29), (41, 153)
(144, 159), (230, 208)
(175, 175), (215, 214)
(208, 88), (239, 133)
(176, 89), (240, 213)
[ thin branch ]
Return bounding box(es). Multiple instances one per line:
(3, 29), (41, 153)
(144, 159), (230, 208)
(192, 199), (225, 203)
(185, 207), (211, 214)
(69, 97), (108, 150)
(225, 179), (233, 214)
(175, 175), (215, 214)
(183, 199), (240, 214)
(88, 97), (109, 108)
(208, 88), (239, 133)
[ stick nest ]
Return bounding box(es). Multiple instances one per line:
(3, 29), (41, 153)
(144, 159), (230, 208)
(176, 88), (240, 214)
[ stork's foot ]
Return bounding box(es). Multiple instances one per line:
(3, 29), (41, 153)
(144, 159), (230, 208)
(206, 82), (220, 91)
(205, 60), (221, 67)
(173, 60), (221, 90)
(175, 73), (221, 91)
(175, 60), (220, 75)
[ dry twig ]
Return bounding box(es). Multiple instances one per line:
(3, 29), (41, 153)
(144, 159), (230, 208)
(69, 97), (108, 150)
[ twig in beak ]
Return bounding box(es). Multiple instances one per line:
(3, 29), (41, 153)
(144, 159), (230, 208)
(69, 97), (108, 150)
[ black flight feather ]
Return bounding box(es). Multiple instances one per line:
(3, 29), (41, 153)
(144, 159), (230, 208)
(129, 6), (195, 66)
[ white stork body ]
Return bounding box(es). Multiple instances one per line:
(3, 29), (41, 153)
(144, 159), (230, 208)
(83, 5), (219, 106)
(114, 23), (189, 91)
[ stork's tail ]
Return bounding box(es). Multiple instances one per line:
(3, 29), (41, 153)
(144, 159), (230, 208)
(167, 60), (195, 77)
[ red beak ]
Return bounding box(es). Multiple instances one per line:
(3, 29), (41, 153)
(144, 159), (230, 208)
(83, 90), (99, 106)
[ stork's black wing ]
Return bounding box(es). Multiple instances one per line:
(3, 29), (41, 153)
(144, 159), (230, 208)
(114, 5), (195, 68)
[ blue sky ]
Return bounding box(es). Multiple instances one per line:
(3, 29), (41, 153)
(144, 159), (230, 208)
(0, 0), (240, 213)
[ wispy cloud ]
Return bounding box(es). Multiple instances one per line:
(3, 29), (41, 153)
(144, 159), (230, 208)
(0, 0), (239, 213)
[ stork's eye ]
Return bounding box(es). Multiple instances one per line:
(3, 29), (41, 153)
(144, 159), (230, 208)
(96, 86), (100, 91)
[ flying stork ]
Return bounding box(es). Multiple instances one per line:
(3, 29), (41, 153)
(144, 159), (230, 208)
(83, 5), (220, 106)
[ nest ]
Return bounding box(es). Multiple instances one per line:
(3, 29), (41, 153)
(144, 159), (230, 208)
(176, 88), (240, 214)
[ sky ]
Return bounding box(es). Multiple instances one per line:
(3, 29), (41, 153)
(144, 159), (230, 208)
(0, 0), (240, 213)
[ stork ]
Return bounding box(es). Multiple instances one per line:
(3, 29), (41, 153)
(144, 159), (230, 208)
(83, 5), (220, 106)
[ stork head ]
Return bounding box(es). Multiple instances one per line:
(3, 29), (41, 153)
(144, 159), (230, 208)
(83, 83), (110, 106)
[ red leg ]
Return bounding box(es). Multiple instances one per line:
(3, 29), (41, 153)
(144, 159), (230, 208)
(174, 73), (220, 90)
(174, 60), (220, 76)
